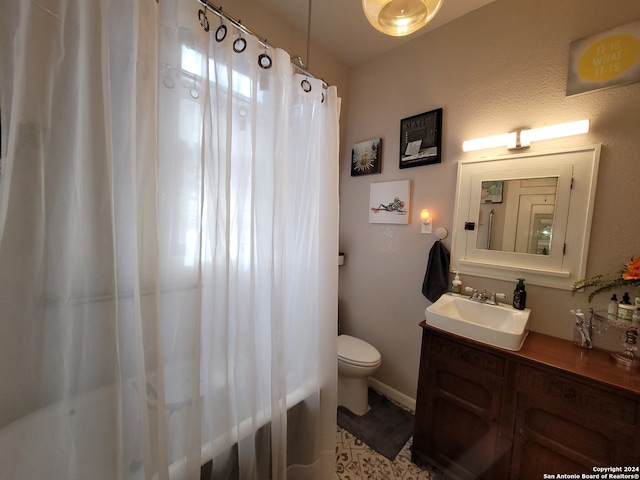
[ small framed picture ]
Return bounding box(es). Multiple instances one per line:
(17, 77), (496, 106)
(399, 108), (442, 169)
(369, 180), (411, 224)
(351, 138), (382, 176)
(481, 181), (503, 203)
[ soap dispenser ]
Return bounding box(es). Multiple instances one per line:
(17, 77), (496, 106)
(451, 271), (462, 295)
(513, 278), (527, 310)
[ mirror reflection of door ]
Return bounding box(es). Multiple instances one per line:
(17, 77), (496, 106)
(513, 196), (555, 254)
(528, 213), (554, 255)
(477, 177), (558, 254)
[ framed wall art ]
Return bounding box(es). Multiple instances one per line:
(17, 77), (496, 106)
(399, 108), (442, 169)
(351, 138), (382, 176)
(567, 20), (640, 96)
(369, 180), (411, 224)
(481, 181), (503, 203)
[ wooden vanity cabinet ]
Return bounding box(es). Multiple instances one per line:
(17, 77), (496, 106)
(412, 323), (640, 480)
(412, 330), (514, 479)
(511, 365), (637, 479)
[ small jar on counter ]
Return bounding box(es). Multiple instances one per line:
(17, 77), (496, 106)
(618, 292), (634, 321)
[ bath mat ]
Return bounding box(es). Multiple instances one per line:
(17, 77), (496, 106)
(337, 389), (414, 461)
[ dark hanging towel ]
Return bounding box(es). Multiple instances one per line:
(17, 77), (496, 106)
(422, 240), (451, 303)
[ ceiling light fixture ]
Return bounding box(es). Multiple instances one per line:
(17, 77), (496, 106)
(362, 0), (445, 37)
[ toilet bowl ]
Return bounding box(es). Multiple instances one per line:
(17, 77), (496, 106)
(337, 334), (381, 415)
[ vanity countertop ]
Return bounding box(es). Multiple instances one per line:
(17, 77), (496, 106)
(420, 321), (640, 398)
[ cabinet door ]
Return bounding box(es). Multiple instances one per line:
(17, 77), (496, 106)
(413, 334), (508, 479)
(511, 365), (638, 479)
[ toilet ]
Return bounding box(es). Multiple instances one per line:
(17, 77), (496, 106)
(337, 334), (382, 415)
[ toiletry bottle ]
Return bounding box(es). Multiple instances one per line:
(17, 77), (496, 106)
(451, 271), (462, 295)
(618, 292), (634, 321)
(513, 278), (527, 310)
(608, 294), (618, 320)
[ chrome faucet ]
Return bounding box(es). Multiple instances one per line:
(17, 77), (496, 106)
(465, 287), (506, 305)
(486, 292), (507, 305)
(476, 290), (488, 303)
(465, 287), (481, 301)
(571, 308), (593, 349)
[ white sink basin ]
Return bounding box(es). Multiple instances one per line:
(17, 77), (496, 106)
(425, 293), (531, 351)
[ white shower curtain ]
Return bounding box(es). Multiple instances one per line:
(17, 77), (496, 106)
(0, 1), (339, 479)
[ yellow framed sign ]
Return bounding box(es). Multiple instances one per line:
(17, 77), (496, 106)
(567, 20), (640, 96)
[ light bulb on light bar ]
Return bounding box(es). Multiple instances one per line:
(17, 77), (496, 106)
(462, 132), (517, 152)
(519, 119), (590, 147)
(462, 119), (590, 152)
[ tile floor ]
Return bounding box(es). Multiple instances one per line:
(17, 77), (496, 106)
(335, 425), (438, 479)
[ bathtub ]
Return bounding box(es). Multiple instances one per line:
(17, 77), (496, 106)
(0, 380), (144, 480)
(0, 372), (316, 480)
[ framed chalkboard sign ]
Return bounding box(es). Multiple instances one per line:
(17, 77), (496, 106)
(399, 108), (442, 169)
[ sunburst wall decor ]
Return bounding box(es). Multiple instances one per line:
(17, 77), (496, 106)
(351, 138), (382, 176)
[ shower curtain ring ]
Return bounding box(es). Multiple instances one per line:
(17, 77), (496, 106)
(233, 34), (247, 53)
(258, 42), (272, 69)
(190, 77), (200, 99)
(198, 9), (210, 32)
(215, 19), (227, 42)
(301, 78), (312, 93)
(162, 67), (175, 89)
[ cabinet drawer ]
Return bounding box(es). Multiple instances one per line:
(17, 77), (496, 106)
(431, 335), (506, 378)
(517, 365), (637, 425)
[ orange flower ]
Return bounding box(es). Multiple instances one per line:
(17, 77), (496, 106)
(622, 257), (640, 281)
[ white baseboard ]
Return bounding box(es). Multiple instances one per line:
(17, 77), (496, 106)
(367, 377), (416, 413)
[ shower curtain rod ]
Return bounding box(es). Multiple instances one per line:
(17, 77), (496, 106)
(196, 0), (328, 88)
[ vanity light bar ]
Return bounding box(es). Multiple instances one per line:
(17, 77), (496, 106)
(462, 119), (590, 152)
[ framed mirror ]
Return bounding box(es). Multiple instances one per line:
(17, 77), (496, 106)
(451, 145), (601, 289)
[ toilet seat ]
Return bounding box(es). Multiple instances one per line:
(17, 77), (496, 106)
(338, 335), (381, 368)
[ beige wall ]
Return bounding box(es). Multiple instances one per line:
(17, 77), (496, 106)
(338, 0), (640, 400)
